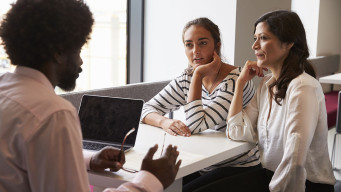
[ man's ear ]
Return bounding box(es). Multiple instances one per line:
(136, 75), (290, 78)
(53, 51), (63, 64)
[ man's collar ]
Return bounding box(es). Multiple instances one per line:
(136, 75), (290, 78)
(14, 66), (55, 91)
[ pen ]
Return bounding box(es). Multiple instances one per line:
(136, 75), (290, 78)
(160, 132), (166, 156)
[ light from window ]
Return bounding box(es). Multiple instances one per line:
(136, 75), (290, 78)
(0, 0), (127, 94)
(0, 0), (15, 75)
(74, 0), (127, 94)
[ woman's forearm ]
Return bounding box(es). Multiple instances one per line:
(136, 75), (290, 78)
(187, 73), (203, 102)
(228, 79), (246, 120)
(142, 112), (168, 128)
(143, 112), (190, 136)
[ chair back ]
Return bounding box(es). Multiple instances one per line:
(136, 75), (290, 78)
(309, 55), (340, 79)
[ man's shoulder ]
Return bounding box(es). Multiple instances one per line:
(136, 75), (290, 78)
(1, 82), (76, 122)
(30, 92), (77, 121)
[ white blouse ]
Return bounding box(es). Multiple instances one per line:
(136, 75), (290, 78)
(227, 72), (335, 192)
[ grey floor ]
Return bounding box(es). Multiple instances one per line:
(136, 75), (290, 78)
(328, 127), (341, 191)
(335, 181), (341, 192)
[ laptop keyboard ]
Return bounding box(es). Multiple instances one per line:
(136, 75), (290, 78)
(83, 141), (131, 151)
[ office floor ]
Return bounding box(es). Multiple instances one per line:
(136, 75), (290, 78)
(328, 127), (341, 191)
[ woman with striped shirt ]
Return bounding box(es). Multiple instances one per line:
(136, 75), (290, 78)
(141, 18), (255, 136)
(141, 18), (263, 191)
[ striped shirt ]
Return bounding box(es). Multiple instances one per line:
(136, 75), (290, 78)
(142, 67), (260, 168)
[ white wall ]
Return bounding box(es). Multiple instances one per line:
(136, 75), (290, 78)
(317, 0), (341, 90)
(144, 0), (341, 85)
(143, 0), (236, 82)
(317, 0), (341, 58)
(292, 0), (341, 90)
(291, 0), (320, 57)
(234, 0), (291, 68)
(144, 0), (291, 83)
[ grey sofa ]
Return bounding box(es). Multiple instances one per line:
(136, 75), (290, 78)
(310, 54), (340, 92)
(60, 80), (170, 111)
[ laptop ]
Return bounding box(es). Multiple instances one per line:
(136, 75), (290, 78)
(78, 94), (144, 152)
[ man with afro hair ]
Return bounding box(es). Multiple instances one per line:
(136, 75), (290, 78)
(0, 0), (180, 191)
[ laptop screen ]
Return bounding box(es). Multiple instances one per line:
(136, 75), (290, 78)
(78, 95), (144, 146)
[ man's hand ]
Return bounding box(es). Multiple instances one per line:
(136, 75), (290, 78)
(141, 144), (181, 189)
(90, 146), (125, 172)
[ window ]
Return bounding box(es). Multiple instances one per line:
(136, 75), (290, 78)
(0, 0), (134, 94)
(0, 1), (14, 75)
(62, 0), (128, 93)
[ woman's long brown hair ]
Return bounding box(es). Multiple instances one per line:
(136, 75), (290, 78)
(255, 10), (316, 105)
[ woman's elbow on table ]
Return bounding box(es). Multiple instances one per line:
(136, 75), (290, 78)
(226, 123), (255, 143)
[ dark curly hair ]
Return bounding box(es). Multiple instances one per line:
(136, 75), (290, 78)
(255, 10), (316, 105)
(0, 0), (94, 70)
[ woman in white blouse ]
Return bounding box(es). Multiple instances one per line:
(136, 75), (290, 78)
(227, 10), (336, 191)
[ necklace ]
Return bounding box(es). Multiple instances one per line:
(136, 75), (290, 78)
(207, 65), (221, 95)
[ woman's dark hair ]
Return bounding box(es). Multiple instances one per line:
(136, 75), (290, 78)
(255, 10), (316, 105)
(0, 0), (94, 70)
(182, 17), (222, 57)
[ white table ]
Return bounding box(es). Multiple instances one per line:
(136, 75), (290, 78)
(87, 124), (254, 192)
(319, 73), (341, 84)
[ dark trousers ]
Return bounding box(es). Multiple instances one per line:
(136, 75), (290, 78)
(183, 165), (334, 192)
(183, 164), (265, 192)
(264, 169), (334, 192)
